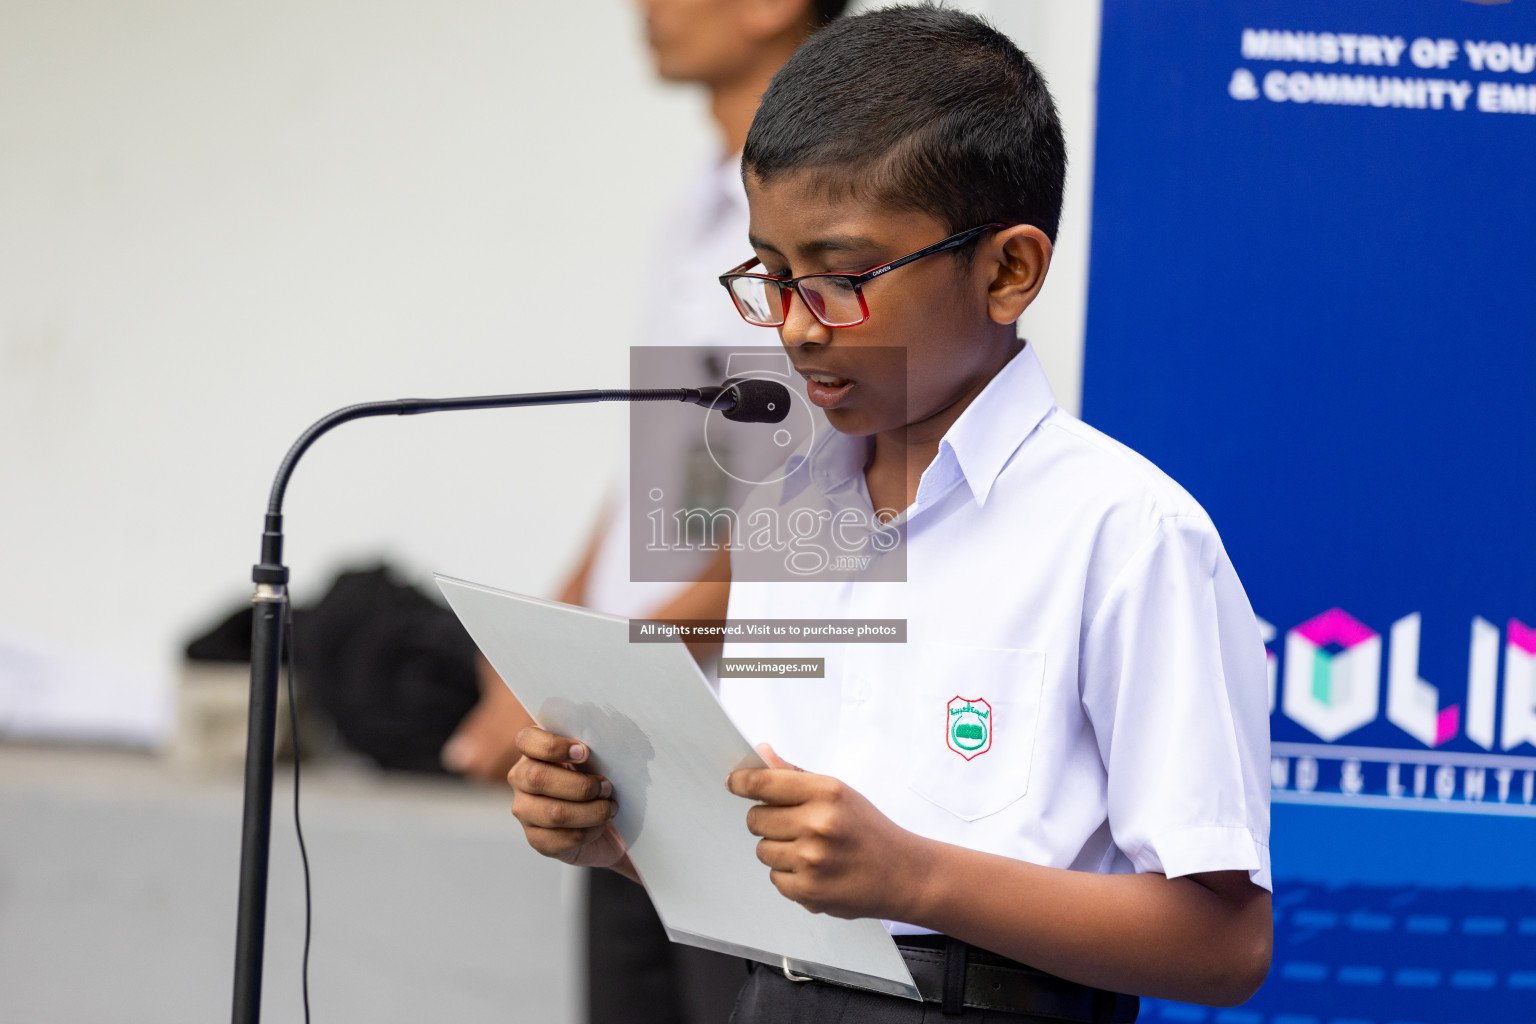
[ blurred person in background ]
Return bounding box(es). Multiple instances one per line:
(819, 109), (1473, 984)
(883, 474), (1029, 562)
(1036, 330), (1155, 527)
(439, 1), (847, 1021)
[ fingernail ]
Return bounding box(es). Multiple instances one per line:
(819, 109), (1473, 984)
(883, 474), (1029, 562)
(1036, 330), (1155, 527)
(600, 780), (613, 798)
(569, 743), (588, 762)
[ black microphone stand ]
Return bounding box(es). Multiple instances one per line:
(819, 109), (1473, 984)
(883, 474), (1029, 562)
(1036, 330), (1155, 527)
(231, 384), (768, 1024)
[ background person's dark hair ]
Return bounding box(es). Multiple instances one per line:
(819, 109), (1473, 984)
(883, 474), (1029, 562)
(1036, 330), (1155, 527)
(810, 0), (851, 30)
(744, 4), (1067, 246)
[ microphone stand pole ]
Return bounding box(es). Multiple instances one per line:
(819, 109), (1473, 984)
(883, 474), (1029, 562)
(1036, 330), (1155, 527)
(232, 386), (737, 1024)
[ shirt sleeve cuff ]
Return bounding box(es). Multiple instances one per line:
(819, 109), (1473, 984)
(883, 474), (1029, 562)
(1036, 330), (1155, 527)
(1133, 824), (1272, 892)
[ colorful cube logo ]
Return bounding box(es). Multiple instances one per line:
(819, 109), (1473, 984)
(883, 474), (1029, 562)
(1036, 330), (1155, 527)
(1283, 608), (1382, 741)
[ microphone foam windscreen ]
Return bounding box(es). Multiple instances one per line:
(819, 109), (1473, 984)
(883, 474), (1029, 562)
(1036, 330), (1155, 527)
(722, 379), (791, 423)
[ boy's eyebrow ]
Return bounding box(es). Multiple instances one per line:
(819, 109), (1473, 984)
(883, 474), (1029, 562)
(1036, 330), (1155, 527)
(749, 233), (884, 260)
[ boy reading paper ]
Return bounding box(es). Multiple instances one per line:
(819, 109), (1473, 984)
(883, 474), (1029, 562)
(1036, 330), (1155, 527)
(509, 8), (1272, 1020)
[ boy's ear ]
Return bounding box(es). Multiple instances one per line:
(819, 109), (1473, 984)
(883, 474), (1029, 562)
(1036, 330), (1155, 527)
(984, 225), (1053, 326)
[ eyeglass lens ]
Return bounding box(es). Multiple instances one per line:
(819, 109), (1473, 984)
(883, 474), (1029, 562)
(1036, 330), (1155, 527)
(728, 275), (864, 328)
(727, 276), (785, 325)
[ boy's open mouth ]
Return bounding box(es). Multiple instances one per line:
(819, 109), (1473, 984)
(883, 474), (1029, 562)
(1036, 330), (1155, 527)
(802, 372), (855, 409)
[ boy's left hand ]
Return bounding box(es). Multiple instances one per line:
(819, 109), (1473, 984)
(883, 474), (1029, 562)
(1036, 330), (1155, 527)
(727, 744), (927, 921)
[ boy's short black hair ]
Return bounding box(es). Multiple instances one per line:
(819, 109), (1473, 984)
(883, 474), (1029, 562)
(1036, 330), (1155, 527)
(744, 4), (1067, 244)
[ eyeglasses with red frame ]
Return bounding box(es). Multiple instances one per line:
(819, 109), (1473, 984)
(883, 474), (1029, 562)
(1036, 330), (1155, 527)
(718, 222), (1006, 329)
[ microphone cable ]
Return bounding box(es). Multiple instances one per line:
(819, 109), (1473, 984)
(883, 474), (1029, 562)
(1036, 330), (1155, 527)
(282, 599), (314, 1024)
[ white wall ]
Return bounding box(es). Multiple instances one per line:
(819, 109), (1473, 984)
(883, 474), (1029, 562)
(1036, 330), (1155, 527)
(0, 0), (1102, 741)
(982, 0), (1103, 418)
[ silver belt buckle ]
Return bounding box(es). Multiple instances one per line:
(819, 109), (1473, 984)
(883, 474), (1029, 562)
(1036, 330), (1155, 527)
(781, 957), (814, 983)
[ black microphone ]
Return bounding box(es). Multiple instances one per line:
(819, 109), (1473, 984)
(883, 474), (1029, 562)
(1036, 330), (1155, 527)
(680, 377), (791, 423)
(232, 376), (793, 1024)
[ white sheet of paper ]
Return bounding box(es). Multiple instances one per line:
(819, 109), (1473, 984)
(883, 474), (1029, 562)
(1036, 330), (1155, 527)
(434, 574), (918, 1000)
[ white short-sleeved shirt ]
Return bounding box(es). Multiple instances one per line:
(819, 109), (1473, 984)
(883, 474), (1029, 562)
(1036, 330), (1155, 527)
(719, 344), (1272, 931)
(584, 154), (764, 617)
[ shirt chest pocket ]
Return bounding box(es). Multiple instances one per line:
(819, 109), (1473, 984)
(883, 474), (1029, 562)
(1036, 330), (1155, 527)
(903, 645), (1047, 822)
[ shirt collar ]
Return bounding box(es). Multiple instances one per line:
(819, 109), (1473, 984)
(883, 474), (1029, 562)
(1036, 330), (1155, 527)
(778, 342), (1055, 512)
(782, 427), (870, 507)
(918, 342), (1056, 510)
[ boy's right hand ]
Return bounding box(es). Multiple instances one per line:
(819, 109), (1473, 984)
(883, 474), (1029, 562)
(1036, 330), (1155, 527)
(508, 726), (626, 869)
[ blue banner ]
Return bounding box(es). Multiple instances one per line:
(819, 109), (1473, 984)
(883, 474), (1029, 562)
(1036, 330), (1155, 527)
(1084, 2), (1536, 1021)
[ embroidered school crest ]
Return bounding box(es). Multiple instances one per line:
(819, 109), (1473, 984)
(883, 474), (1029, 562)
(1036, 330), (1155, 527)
(946, 697), (992, 760)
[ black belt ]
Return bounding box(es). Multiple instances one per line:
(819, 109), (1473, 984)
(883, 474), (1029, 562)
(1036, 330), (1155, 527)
(895, 935), (1139, 1022)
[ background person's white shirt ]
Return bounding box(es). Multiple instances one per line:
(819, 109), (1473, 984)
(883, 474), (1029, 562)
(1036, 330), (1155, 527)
(720, 344), (1272, 933)
(584, 154), (764, 617)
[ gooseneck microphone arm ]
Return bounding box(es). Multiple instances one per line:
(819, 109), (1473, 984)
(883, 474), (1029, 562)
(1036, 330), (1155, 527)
(264, 387), (742, 526)
(233, 380), (788, 1024)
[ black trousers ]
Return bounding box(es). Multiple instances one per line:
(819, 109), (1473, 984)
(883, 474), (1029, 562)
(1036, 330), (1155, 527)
(586, 869), (747, 1024)
(728, 954), (1139, 1024)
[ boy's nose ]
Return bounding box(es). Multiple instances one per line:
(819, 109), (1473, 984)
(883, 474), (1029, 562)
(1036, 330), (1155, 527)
(778, 290), (834, 349)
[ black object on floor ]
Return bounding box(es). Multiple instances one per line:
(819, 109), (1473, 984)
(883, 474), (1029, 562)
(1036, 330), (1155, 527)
(185, 564), (480, 773)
